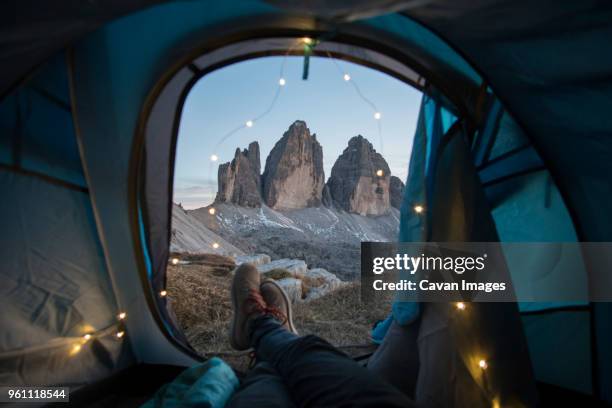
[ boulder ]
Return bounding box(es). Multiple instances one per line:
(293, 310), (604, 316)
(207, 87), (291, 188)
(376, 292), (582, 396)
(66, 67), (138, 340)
(275, 278), (303, 303)
(304, 283), (343, 301)
(257, 259), (308, 276)
(390, 176), (405, 209)
(302, 268), (345, 301)
(215, 142), (261, 207)
(326, 135), (391, 216)
(262, 121), (325, 210)
(234, 254), (271, 266)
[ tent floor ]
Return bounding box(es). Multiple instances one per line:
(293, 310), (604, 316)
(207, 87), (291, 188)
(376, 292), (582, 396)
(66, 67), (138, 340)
(47, 363), (610, 407)
(47, 364), (186, 408)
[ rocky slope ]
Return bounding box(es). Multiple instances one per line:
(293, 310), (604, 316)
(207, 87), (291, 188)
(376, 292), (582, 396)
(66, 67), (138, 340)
(174, 120), (407, 280)
(171, 204), (244, 256)
(262, 121), (325, 210)
(189, 203), (399, 279)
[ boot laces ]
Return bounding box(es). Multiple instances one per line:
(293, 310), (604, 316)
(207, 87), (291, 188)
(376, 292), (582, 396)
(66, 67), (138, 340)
(246, 289), (287, 324)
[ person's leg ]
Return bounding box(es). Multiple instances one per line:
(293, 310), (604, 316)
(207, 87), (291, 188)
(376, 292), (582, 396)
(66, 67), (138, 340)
(249, 316), (415, 408)
(367, 319), (420, 398)
(225, 362), (296, 408)
(229, 265), (415, 408)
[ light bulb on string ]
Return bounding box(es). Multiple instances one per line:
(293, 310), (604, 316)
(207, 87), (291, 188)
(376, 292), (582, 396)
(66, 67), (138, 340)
(70, 343), (82, 356)
(279, 78), (286, 86)
(117, 312), (127, 321)
(479, 359), (488, 370)
(160, 290), (168, 297)
(210, 154), (219, 162)
(374, 112), (382, 120)
(212, 242), (220, 249)
(246, 120), (253, 128)
(414, 205), (424, 214)
(83, 333), (92, 341)
(116, 331), (125, 339)
(208, 208), (216, 215)
(171, 257), (179, 265)
(343, 73), (351, 81)
(456, 302), (466, 310)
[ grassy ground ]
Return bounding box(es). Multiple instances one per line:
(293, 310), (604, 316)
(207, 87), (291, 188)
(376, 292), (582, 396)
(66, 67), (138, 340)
(166, 259), (392, 370)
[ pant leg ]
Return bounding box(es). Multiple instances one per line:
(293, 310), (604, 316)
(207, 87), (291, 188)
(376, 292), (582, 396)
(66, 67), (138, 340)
(226, 362), (296, 408)
(250, 316), (416, 408)
(367, 319), (420, 398)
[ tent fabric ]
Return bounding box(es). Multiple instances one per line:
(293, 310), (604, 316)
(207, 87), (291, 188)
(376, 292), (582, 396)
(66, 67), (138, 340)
(480, 112), (593, 394)
(393, 92), (456, 326)
(425, 124), (536, 406)
(0, 0), (169, 98)
(0, 52), (86, 188)
(0, 170), (131, 385)
(0, 51), (133, 386)
(0, 0), (611, 402)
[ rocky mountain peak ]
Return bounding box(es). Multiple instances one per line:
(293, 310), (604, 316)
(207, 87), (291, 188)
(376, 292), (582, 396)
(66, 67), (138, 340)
(262, 120), (325, 210)
(327, 135), (392, 216)
(389, 176), (405, 210)
(215, 141), (262, 207)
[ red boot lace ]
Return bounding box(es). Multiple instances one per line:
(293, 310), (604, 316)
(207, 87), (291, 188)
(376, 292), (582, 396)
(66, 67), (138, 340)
(245, 289), (287, 325)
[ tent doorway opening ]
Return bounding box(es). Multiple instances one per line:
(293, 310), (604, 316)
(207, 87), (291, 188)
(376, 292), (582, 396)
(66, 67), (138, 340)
(165, 50), (423, 365)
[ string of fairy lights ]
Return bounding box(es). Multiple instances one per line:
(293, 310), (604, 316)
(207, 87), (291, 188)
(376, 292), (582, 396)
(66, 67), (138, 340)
(15, 41), (496, 398)
(204, 37), (398, 228)
(99, 38), (491, 404)
(191, 37), (426, 259)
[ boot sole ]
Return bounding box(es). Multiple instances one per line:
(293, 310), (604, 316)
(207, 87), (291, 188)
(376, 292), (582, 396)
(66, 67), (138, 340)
(229, 280), (249, 350)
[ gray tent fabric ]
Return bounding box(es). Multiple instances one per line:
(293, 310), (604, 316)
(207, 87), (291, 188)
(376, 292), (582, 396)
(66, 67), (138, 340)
(0, 170), (131, 385)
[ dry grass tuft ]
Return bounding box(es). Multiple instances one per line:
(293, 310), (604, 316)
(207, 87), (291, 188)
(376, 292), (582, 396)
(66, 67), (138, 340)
(261, 268), (293, 280)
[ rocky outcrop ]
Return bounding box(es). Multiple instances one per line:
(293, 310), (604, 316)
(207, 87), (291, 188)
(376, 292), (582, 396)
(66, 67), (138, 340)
(235, 254), (271, 267)
(390, 176), (405, 209)
(257, 259), (308, 276)
(326, 136), (391, 216)
(276, 278), (303, 303)
(215, 142), (261, 207)
(262, 121), (325, 210)
(170, 204), (244, 256)
(252, 256), (346, 303)
(302, 268), (345, 301)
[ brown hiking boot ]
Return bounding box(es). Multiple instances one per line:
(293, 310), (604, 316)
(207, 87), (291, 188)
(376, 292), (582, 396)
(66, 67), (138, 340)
(261, 279), (298, 335)
(230, 263), (267, 350)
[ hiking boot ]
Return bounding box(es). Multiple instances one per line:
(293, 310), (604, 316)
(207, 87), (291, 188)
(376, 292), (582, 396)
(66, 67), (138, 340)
(230, 263), (266, 350)
(260, 279), (298, 335)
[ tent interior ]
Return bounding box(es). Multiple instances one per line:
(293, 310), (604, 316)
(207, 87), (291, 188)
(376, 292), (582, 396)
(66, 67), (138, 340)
(1, 1), (612, 406)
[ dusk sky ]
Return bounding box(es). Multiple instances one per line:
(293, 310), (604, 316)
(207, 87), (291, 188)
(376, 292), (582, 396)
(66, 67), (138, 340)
(174, 55), (422, 209)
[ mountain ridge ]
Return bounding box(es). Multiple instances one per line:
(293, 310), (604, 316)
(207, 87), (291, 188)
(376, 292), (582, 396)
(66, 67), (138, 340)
(215, 120), (404, 215)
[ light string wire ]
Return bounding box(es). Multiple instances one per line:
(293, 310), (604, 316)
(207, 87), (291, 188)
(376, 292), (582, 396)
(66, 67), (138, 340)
(211, 40), (300, 153)
(0, 319), (126, 359)
(199, 43), (389, 254)
(325, 50), (384, 155)
(205, 40), (303, 186)
(209, 39), (385, 167)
